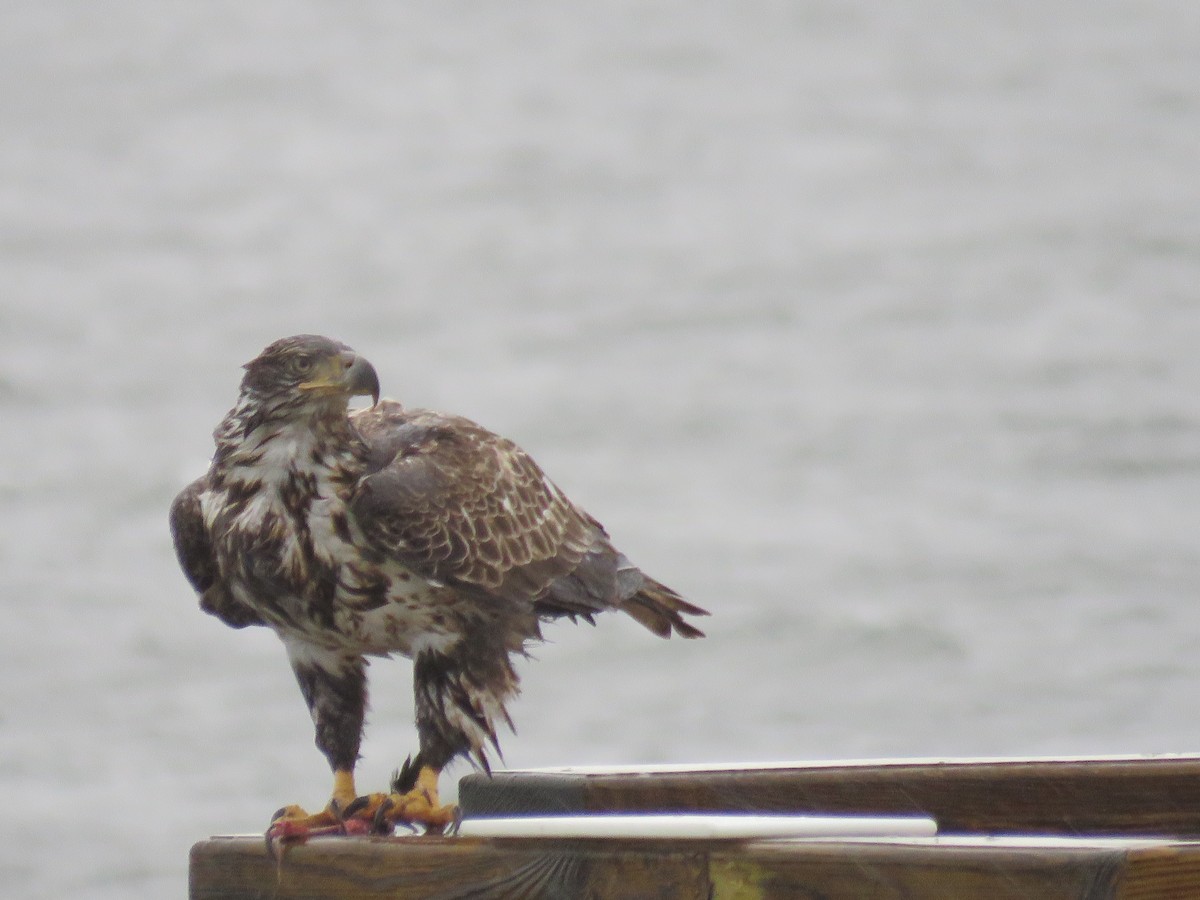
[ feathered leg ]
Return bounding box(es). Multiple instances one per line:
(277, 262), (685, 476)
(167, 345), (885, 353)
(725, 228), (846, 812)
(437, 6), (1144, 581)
(268, 634), (522, 841)
(267, 643), (370, 847)
(353, 641), (521, 834)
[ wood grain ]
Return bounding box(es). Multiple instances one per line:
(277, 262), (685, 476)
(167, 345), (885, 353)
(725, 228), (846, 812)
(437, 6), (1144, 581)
(190, 835), (712, 899)
(192, 758), (1200, 898)
(191, 834), (1200, 899)
(460, 756), (1200, 836)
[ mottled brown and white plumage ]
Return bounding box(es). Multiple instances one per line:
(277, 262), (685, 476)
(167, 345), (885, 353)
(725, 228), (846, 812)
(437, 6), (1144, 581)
(169, 334), (707, 834)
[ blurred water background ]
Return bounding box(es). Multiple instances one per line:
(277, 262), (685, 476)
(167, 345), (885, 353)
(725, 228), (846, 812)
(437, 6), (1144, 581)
(2, 1), (1199, 896)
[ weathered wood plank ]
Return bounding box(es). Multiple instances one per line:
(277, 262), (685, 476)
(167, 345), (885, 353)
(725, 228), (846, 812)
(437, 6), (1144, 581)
(190, 835), (1200, 899)
(1117, 845), (1200, 900)
(192, 758), (1200, 898)
(709, 840), (1128, 900)
(189, 835), (712, 899)
(459, 756), (1200, 836)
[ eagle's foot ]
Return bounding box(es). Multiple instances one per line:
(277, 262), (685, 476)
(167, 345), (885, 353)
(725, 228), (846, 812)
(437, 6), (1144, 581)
(340, 761), (457, 835)
(264, 800), (372, 859)
(264, 767), (374, 853)
(371, 790), (458, 835)
(341, 789), (457, 836)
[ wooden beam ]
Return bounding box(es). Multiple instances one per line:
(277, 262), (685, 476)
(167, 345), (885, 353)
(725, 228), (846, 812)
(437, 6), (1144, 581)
(458, 755), (1200, 836)
(712, 839), (1200, 899)
(189, 834), (1200, 899)
(190, 834), (711, 899)
(191, 758), (1200, 897)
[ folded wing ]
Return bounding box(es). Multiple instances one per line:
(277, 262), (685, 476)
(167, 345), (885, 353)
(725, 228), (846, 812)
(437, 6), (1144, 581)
(350, 401), (707, 636)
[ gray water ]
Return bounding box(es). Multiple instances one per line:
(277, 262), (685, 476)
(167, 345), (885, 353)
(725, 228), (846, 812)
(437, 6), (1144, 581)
(3, 2), (1199, 896)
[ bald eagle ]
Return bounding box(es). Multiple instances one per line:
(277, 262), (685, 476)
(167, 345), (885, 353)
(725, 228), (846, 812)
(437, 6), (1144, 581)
(169, 335), (707, 840)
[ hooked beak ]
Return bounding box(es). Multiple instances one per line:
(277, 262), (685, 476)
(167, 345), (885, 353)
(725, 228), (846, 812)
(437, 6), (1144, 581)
(299, 352), (380, 406)
(342, 353), (380, 406)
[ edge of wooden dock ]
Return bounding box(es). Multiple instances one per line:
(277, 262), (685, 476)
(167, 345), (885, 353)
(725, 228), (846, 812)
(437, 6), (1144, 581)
(191, 754), (1200, 899)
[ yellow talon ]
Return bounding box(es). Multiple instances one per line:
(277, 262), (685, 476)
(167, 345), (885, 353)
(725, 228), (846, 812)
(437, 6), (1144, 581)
(266, 764), (455, 850)
(348, 765), (457, 833)
(391, 764), (458, 832)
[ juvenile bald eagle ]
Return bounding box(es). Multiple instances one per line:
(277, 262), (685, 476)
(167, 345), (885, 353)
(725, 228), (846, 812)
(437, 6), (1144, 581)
(170, 335), (707, 840)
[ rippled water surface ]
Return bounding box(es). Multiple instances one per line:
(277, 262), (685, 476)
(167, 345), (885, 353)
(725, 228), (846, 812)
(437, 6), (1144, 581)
(2, 2), (1199, 896)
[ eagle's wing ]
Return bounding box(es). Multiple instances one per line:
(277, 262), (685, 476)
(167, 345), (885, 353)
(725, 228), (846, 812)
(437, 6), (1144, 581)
(169, 476), (267, 629)
(349, 402), (614, 621)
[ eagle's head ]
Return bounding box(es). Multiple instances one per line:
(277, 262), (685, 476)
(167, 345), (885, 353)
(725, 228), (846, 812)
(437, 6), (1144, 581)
(237, 334), (381, 423)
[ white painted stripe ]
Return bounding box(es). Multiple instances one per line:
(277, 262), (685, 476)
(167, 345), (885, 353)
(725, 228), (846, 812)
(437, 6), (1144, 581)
(456, 813), (937, 839)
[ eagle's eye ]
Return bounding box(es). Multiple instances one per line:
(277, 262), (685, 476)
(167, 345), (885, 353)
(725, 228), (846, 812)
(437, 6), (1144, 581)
(292, 355), (315, 375)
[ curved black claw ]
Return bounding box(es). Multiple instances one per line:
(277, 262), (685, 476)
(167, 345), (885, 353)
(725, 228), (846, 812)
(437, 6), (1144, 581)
(446, 805), (464, 837)
(368, 795), (421, 835)
(370, 796), (395, 835)
(342, 795), (371, 819)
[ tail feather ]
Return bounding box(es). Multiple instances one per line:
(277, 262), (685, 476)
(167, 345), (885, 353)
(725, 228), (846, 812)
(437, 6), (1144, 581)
(621, 576), (709, 639)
